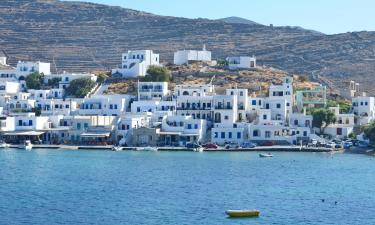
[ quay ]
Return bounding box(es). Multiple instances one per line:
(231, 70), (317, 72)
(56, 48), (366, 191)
(5, 145), (337, 152)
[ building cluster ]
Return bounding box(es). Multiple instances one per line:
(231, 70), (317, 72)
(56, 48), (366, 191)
(111, 45), (257, 78)
(0, 49), (374, 147)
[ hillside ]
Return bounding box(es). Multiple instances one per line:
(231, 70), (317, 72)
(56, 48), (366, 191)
(1, 0), (375, 94)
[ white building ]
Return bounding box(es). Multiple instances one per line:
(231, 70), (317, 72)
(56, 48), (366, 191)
(79, 95), (128, 116)
(323, 106), (355, 139)
(173, 45), (211, 65)
(351, 96), (375, 126)
(44, 72), (97, 89)
(226, 56), (256, 70)
(137, 82), (169, 100)
(160, 115), (207, 145)
(112, 50), (160, 77)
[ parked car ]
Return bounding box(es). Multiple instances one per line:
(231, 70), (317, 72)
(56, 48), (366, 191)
(325, 142), (336, 148)
(186, 143), (201, 149)
(261, 141), (274, 146)
(202, 143), (218, 149)
(225, 143), (240, 149)
(241, 141), (257, 148)
(343, 141), (353, 149)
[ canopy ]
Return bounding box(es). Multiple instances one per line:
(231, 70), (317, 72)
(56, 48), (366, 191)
(3, 131), (45, 136)
(80, 132), (110, 138)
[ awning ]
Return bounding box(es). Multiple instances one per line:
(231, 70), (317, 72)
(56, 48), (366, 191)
(80, 132), (111, 138)
(3, 131), (45, 136)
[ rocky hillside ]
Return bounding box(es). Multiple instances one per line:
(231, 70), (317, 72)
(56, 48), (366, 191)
(1, 0), (375, 93)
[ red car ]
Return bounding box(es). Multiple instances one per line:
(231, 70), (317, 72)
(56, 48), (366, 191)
(202, 143), (219, 149)
(261, 141), (274, 146)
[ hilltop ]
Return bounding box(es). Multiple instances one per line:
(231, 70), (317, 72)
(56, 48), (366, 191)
(1, 0), (375, 93)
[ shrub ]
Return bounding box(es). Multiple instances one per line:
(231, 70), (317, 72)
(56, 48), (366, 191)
(26, 72), (44, 89)
(65, 78), (96, 98)
(142, 65), (171, 82)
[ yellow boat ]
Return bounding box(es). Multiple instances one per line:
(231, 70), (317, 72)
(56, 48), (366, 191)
(225, 210), (260, 218)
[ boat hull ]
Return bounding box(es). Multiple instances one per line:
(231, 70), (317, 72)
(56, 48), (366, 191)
(226, 210), (260, 218)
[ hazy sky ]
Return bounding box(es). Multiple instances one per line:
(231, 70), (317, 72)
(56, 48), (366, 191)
(67, 0), (375, 34)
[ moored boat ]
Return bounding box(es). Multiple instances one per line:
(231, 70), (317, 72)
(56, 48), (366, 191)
(259, 153), (273, 158)
(225, 210), (260, 218)
(137, 146), (158, 151)
(0, 142), (10, 148)
(112, 146), (122, 151)
(22, 140), (33, 151)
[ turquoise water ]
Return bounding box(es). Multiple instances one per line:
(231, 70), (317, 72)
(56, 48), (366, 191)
(0, 149), (374, 225)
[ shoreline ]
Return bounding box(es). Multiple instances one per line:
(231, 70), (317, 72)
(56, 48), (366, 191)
(4, 144), (341, 153)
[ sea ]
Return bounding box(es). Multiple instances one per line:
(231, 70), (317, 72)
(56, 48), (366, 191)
(0, 149), (374, 225)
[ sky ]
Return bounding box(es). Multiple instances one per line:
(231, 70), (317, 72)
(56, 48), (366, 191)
(67, 0), (375, 34)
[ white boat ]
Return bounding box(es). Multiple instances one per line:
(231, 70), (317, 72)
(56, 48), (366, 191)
(193, 147), (204, 152)
(137, 146), (158, 151)
(259, 153), (273, 158)
(23, 140), (33, 151)
(112, 146), (122, 151)
(0, 142), (10, 148)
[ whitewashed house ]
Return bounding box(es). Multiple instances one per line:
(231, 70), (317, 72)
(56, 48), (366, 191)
(44, 72), (97, 89)
(174, 45), (211, 65)
(226, 56), (256, 70)
(351, 96), (375, 126)
(137, 82), (169, 100)
(323, 106), (355, 139)
(160, 115), (207, 146)
(79, 95), (127, 116)
(112, 50), (160, 77)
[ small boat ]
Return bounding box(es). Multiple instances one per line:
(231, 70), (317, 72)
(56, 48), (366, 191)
(259, 153), (273, 158)
(137, 146), (158, 151)
(0, 142), (10, 148)
(23, 140), (33, 151)
(112, 146), (122, 151)
(225, 210), (260, 218)
(193, 147), (204, 152)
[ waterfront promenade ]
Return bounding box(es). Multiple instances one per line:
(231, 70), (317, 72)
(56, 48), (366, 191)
(6, 144), (336, 152)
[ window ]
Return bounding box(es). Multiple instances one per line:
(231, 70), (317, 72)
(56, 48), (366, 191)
(18, 120), (22, 126)
(263, 114), (267, 120)
(253, 130), (259, 137)
(237, 132), (241, 139)
(65, 77), (69, 82)
(240, 91), (243, 96)
(224, 115), (229, 120)
(365, 102), (368, 106)
(276, 104), (281, 109)
(228, 132), (232, 139)
(77, 123), (81, 130)
(214, 132), (218, 138)
(337, 128), (342, 135)
(265, 131), (271, 138)
(286, 103), (290, 106)
(28, 120), (32, 126)
(252, 100), (257, 106)
(266, 104), (269, 109)
(194, 124), (198, 129)
(303, 131), (307, 137)
(188, 124), (192, 129)
(109, 104), (113, 109)
(221, 132), (225, 139)
(294, 120), (298, 126)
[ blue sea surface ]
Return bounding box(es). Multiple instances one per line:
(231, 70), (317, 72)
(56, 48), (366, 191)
(0, 149), (374, 225)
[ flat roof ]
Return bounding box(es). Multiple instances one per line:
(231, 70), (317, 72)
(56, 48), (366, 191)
(3, 131), (44, 136)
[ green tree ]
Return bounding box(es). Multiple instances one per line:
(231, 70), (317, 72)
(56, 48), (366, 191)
(96, 73), (108, 83)
(364, 122), (375, 146)
(47, 77), (61, 88)
(312, 108), (337, 134)
(65, 78), (96, 98)
(142, 65), (171, 82)
(327, 100), (351, 113)
(26, 72), (44, 89)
